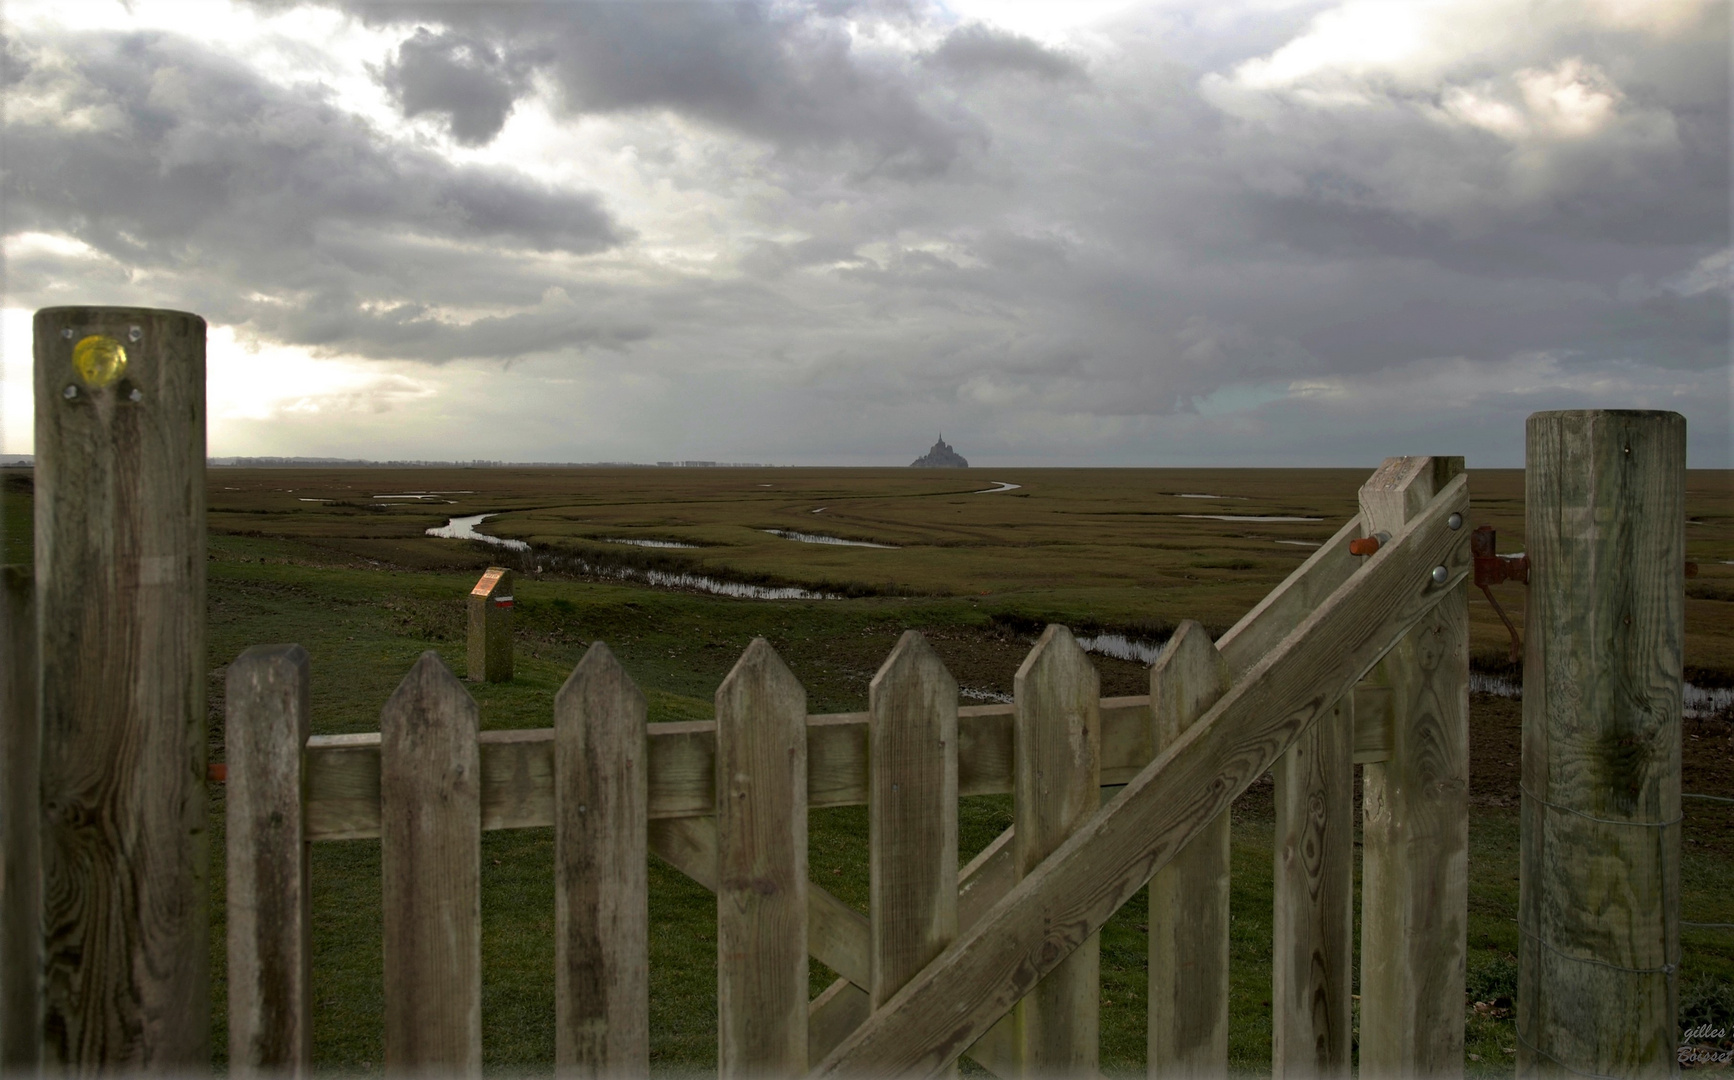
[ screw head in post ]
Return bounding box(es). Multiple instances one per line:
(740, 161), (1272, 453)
(1447, 512), (1463, 530)
(1431, 565), (1449, 584)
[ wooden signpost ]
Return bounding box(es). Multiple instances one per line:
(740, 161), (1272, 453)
(468, 567), (514, 682)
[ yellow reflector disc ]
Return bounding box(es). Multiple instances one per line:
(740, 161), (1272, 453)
(72, 335), (128, 388)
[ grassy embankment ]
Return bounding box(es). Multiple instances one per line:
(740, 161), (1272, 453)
(3, 465), (1731, 1074)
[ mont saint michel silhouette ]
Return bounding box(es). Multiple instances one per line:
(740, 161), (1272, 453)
(910, 435), (968, 468)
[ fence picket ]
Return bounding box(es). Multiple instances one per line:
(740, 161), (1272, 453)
(869, 632), (958, 1008)
(1271, 695), (1353, 1078)
(1, 566), (40, 1071)
(1012, 624), (1101, 1074)
(1358, 457), (1469, 1075)
(715, 638), (808, 1075)
(554, 642), (649, 1076)
(225, 645), (313, 1075)
(1148, 621), (1231, 1078)
(380, 651), (482, 1075)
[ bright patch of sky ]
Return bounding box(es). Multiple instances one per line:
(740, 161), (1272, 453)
(3, 0), (1727, 465)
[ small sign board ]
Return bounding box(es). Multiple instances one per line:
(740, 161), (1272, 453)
(467, 566), (514, 682)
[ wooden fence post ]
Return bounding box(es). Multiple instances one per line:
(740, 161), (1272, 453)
(554, 642), (649, 1077)
(715, 639), (808, 1076)
(2, 565), (40, 1071)
(1012, 624), (1100, 1075)
(868, 632), (959, 1009)
(468, 567), (514, 683)
(381, 652), (483, 1075)
(1518, 411), (1683, 1076)
(1148, 621), (1230, 1078)
(1359, 455), (1469, 1077)
(33, 306), (209, 1068)
(225, 644), (313, 1076)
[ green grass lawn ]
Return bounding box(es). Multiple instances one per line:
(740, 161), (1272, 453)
(186, 536), (1734, 1075)
(6, 467), (1731, 1074)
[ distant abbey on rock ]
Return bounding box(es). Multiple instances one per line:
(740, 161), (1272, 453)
(911, 434), (968, 468)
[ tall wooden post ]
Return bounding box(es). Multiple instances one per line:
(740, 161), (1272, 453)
(33, 306), (208, 1068)
(2, 565), (41, 1071)
(467, 566), (514, 682)
(1518, 411), (1683, 1077)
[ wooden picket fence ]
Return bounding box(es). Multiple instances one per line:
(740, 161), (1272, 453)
(223, 455), (1475, 1077)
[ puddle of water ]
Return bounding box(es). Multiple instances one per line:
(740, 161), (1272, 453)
(1076, 632), (1167, 665)
(1471, 672), (1731, 719)
(429, 516), (839, 599)
(811, 508), (827, 514)
(1176, 493), (1234, 499)
(1275, 540), (1322, 548)
(763, 529), (897, 549)
(603, 538), (698, 549)
(426, 513), (531, 551)
(544, 552), (839, 600)
(374, 493), (449, 500)
(297, 498), (332, 503)
(1178, 514), (1323, 523)
(974, 482), (1021, 494)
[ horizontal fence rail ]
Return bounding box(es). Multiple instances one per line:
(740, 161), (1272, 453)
(297, 688), (1400, 841)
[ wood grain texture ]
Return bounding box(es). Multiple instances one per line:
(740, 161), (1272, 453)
(1272, 695), (1352, 1079)
(1147, 621), (1231, 1078)
(301, 698), (1156, 841)
(34, 306), (209, 1069)
(380, 652), (482, 1075)
(957, 827), (1016, 934)
(2, 565), (40, 1070)
(809, 978), (872, 1064)
(715, 638), (808, 1075)
(1012, 624), (1101, 1075)
(812, 473), (1471, 1079)
(1359, 456), (1470, 1078)
(1352, 684), (1394, 765)
(869, 632), (959, 1008)
(466, 566), (513, 683)
(1217, 514), (1365, 678)
(224, 645), (313, 1076)
(1518, 412), (1683, 1078)
(554, 642), (648, 1076)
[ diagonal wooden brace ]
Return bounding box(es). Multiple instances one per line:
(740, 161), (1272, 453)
(811, 473), (1472, 1079)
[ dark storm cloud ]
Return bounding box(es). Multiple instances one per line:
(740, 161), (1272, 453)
(3, 27), (633, 359)
(379, 27), (528, 145)
(925, 24), (1085, 82)
(295, 1), (980, 175)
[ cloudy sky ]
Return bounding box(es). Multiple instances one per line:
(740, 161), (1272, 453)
(3, 0), (1728, 466)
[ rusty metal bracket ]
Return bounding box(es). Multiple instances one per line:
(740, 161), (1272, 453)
(1471, 526), (1527, 663)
